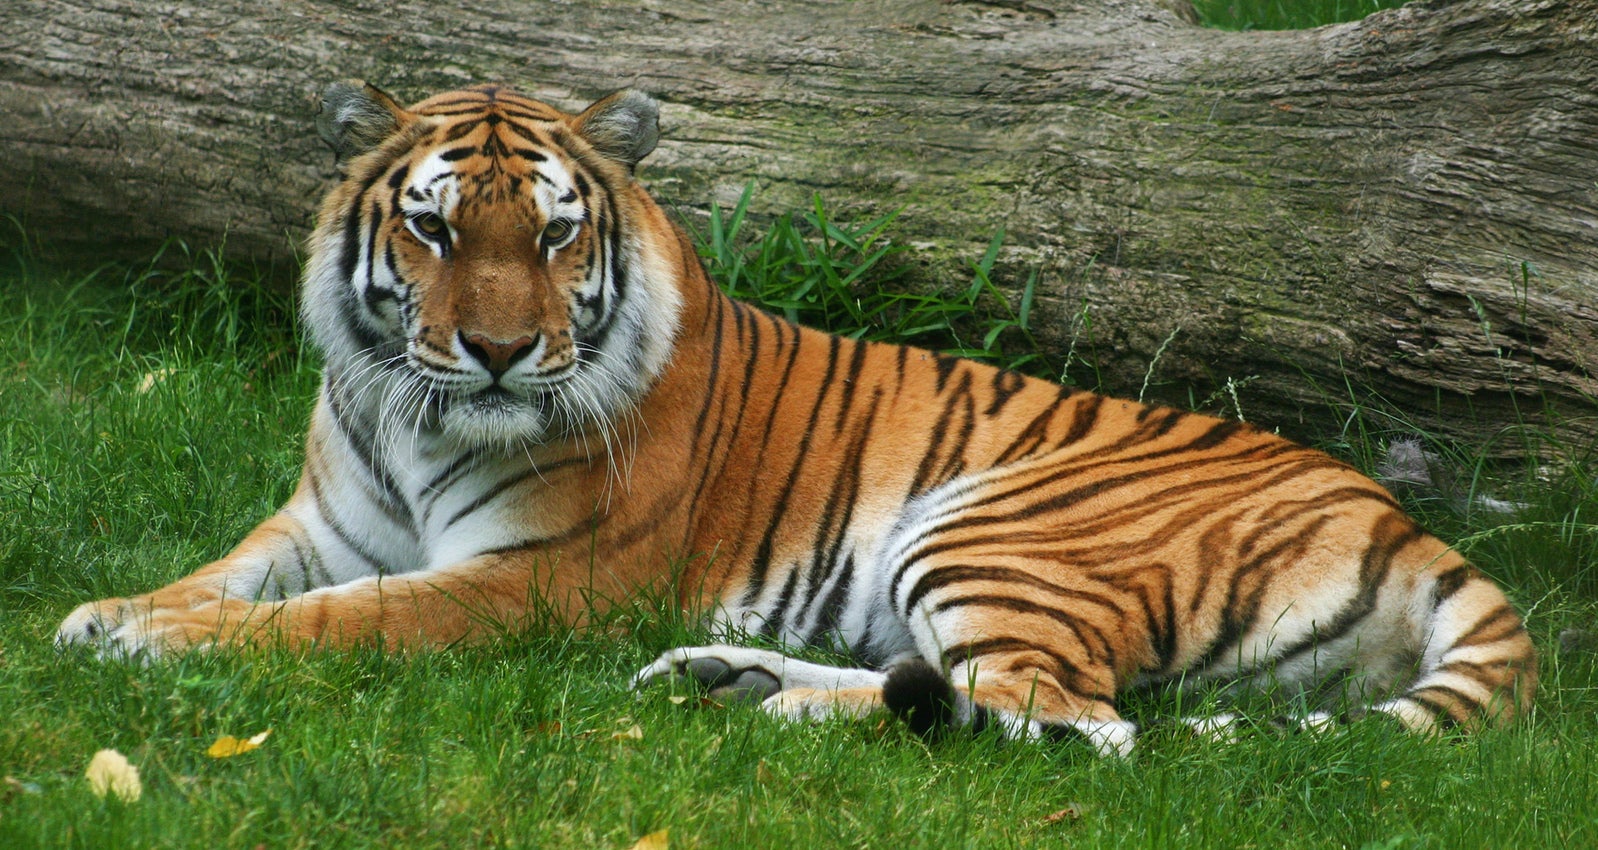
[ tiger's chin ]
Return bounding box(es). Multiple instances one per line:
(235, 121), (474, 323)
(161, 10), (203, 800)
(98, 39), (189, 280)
(438, 389), (551, 449)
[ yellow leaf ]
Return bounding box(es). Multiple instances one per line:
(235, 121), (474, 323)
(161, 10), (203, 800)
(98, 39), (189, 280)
(610, 724), (645, 742)
(628, 829), (669, 850)
(85, 749), (142, 802)
(207, 729), (272, 758)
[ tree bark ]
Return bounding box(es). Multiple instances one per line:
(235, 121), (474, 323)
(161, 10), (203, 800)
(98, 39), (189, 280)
(4, 0), (1595, 454)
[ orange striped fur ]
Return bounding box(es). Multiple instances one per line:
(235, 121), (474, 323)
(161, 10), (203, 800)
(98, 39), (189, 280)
(58, 84), (1535, 752)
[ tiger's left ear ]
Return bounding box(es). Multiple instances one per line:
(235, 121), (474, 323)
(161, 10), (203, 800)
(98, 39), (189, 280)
(572, 90), (660, 170)
(316, 80), (412, 169)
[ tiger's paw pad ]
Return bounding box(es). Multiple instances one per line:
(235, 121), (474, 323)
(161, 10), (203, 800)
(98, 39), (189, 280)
(632, 645), (787, 702)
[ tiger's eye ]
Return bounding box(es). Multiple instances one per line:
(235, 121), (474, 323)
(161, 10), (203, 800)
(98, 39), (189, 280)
(411, 212), (447, 238)
(542, 219), (575, 246)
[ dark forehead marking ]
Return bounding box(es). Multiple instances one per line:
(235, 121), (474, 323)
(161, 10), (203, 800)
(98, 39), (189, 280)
(391, 88), (599, 203)
(412, 86), (564, 122)
(442, 121), (481, 142)
(500, 120), (556, 149)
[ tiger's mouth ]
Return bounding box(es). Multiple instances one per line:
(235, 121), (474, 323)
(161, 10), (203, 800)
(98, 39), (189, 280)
(435, 385), (551, 447)
(462, 386), (523, 411)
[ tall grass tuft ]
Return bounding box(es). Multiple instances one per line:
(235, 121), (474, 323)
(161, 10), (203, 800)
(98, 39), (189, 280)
(693, 183), (1060, 378)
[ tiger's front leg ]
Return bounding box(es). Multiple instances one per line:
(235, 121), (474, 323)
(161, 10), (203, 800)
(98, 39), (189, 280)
(55, 477), (424, 659)
(57, 544), (555, 658)
(54, 506), (346, 659)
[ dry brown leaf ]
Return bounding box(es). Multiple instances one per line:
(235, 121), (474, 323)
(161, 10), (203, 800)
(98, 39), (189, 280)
(627, 829), (669, 850)
(1040, 803), (1085, 825)
(207, 729), (272, 758)
(85, 749), (142, 802)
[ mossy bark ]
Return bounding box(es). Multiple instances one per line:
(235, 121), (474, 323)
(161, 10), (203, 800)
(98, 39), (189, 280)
(4, 0), (1595, 452)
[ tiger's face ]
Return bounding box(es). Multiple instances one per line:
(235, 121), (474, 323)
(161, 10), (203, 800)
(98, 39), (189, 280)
(302, 84), (680, 449)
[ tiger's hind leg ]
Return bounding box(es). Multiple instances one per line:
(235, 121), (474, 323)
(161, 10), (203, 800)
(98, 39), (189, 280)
(632, 645), (891, 721)
(1366, 558), (1537, 733)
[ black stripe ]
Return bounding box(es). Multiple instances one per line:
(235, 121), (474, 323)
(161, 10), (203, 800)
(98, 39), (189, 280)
(793, 388), (882, 638)
(1405, 687), (1473, 730)
(1188, 515), (1338, 673)
(1268, 516), (1425, 667)
(325, 387), (415, 532)
(681, 299), (734, 541)
(883, 444), (1308, 607)
(1056, 394), (1104, 448)
(943, 637), (1112, 706)
(422, 449), (481, 496)
(909, 368), (976, 495)
(933, 353), (960, 392)
(1431, 565), (1474, 608)
(442, 120), (481, 142)
(985, 368), (1027, 416)
(740, 317), (834, 604)
(930, 592), (1119, 670)
(757, 569), (804, 638)
(903, 564), (1122, 620)
(1450, 604), (1525, 649)
(305, 466), (388, 573)
(444, 458), (582, 531)
(833, 338), (871, 432)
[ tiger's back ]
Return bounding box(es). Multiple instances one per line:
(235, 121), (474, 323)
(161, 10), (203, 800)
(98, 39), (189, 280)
(57, 82), (1535, 753)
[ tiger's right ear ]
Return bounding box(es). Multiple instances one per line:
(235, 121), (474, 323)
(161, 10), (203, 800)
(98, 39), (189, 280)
(316, 81), (410, 167)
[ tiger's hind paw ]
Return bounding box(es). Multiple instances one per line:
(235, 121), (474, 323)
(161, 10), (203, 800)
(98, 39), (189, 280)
(631, 645), (787, 702)
(633, 645), (891, 709)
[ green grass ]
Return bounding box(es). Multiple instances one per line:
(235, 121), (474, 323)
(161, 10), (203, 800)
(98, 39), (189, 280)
(2, 213), (1596, 848)
(1195, 0), (1410, 31)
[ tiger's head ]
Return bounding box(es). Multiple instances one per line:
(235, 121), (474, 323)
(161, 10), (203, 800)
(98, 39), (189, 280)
(302, 82), (684, 449)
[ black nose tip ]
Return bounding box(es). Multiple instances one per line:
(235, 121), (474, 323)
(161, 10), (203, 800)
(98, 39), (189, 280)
(459, 331), (536, 377)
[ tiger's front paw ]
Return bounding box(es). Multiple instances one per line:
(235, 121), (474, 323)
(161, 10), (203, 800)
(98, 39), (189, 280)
(56, 597), (139, 655)
(56, 597), (256, 660)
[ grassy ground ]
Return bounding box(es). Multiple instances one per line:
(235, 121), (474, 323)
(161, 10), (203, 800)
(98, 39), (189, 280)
(2, 199), (1596, 849)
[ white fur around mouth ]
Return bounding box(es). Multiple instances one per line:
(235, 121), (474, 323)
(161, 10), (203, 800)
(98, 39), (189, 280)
(439, 387), (549, 446)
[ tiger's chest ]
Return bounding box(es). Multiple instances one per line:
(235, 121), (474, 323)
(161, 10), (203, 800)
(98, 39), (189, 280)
(322, 419), (601, 573)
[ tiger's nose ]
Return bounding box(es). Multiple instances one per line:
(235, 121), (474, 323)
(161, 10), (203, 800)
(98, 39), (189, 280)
(459, 331), (536, 377)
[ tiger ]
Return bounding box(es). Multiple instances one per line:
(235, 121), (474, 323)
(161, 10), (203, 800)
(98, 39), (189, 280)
(56, 81), (1536, 755)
